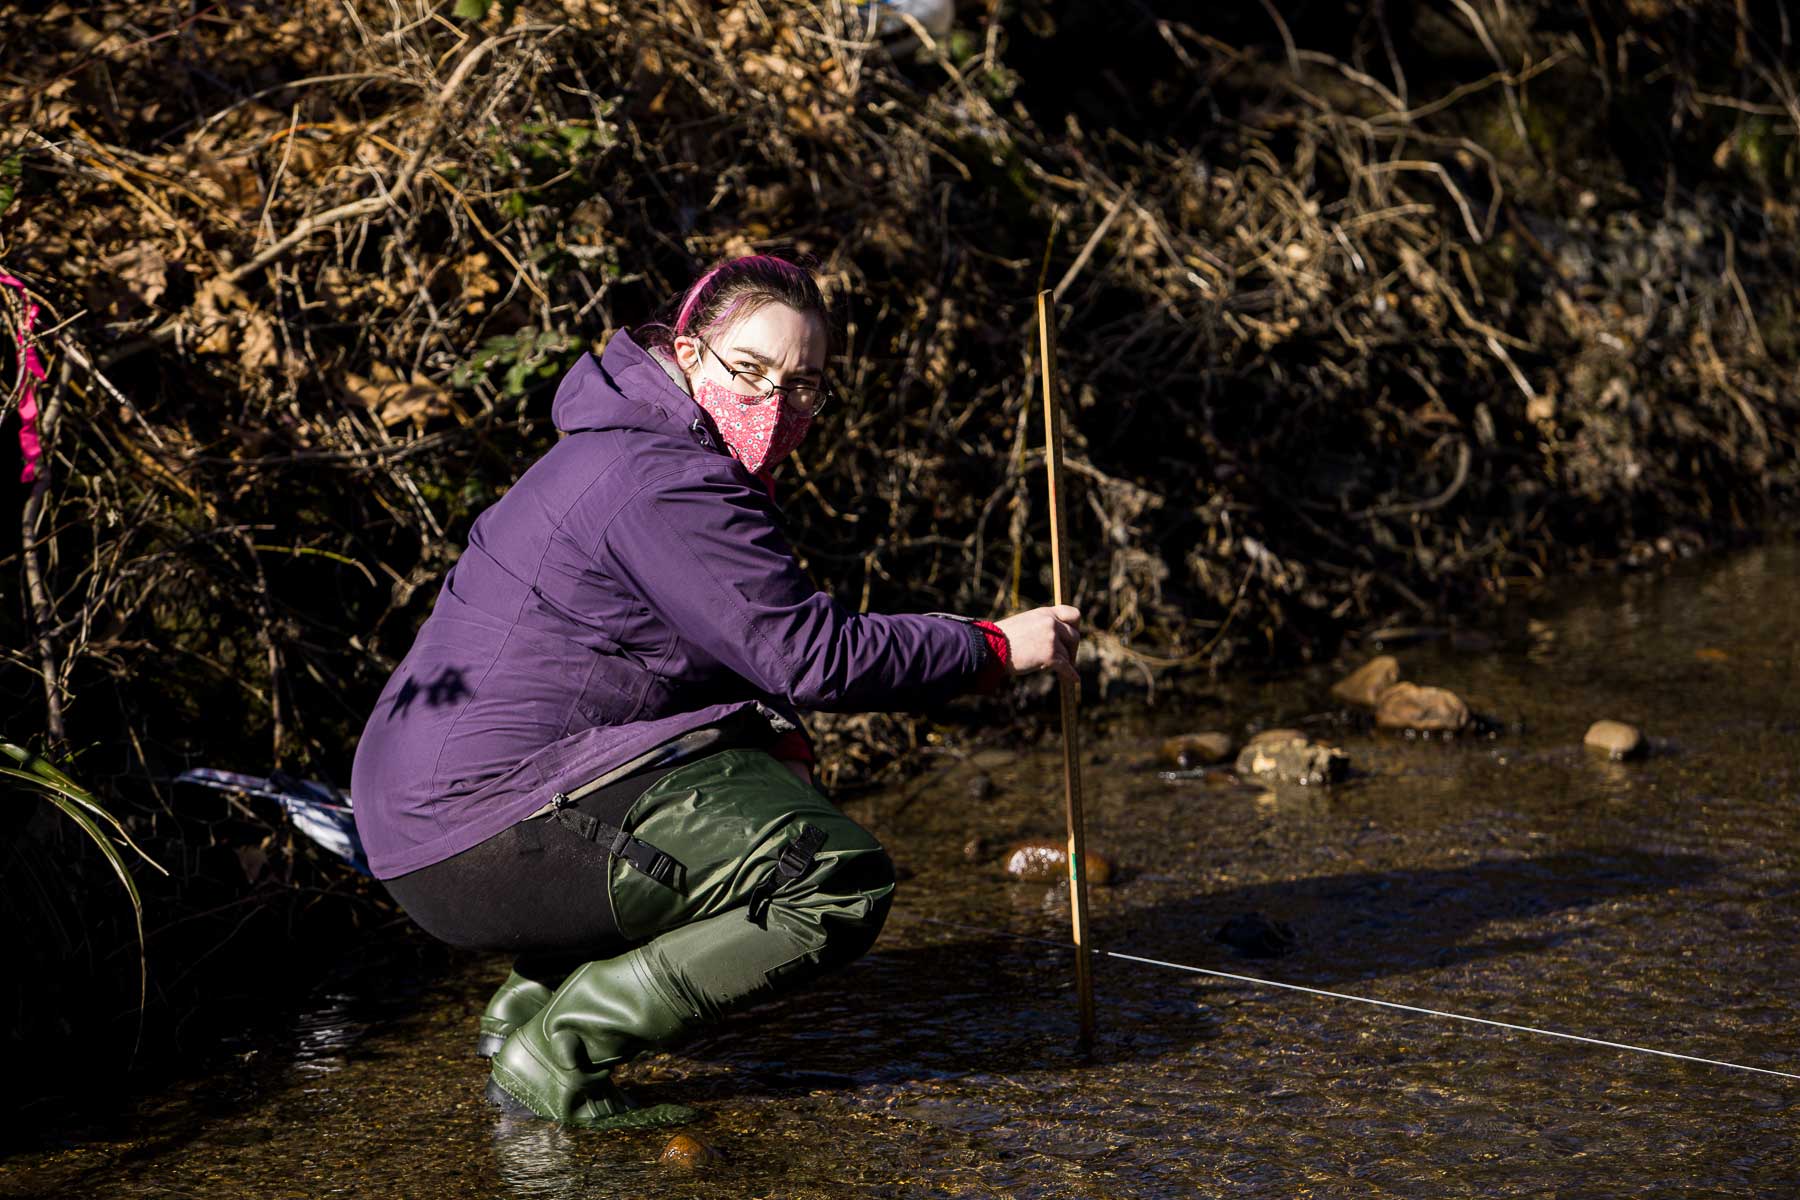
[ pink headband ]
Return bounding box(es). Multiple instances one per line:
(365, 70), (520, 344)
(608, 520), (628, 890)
(674, 265), (726, 332)
(673, 256), (809, 335)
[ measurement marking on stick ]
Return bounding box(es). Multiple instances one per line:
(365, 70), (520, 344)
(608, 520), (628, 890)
(899, 913), (1800, 1083)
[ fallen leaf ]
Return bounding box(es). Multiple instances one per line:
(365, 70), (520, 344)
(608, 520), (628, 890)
(193, 277), (250, 355)
(457, 252), (500, 314)
(102, 242), (170, 308)
(343, 363), (454, 428)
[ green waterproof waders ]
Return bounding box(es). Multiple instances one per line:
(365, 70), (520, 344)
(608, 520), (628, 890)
(487, 750), (895, 1130)
(476, 962), (573, 1059)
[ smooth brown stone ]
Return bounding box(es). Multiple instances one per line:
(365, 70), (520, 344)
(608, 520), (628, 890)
(1374, 682), (1471, 733)
(1160, 731), (1234, 768)
(1246, 727), (1309, 748)
(1584, 719), (1646, 760)
(660, 1134), (717, 1168)
(1234, 740), (1349, 786)
(1695, 648), (1730, 662)
(1002, 840), (1114, 886)
(1331, 655), (1401, 708)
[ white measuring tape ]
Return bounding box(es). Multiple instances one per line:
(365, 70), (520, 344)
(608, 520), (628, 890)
(901, 913), (1800, 1082)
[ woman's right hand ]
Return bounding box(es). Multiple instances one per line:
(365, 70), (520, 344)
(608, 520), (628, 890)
(995, 605), (1081, 691)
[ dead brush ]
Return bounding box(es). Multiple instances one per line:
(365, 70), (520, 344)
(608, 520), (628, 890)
(0, 0), (1793, 810)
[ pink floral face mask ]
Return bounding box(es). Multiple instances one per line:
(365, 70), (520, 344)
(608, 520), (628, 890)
(691, 376), (813, 476)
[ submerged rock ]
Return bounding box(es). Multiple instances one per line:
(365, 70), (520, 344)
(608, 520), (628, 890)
(1234, 738), (1349, 786)
(1002, 839), (1114, 886)
(1330, 655), (1401, 708)
(1584, 719), (1646, 760)
(1160, 731), (1234, 768)
(1374, 682), (1471, 733)
(1216, 912), (1297, 958)
(660, 1133), (718, 1168)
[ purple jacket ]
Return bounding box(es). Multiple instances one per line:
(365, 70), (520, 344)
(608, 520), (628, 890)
(350, 331), (992, 878)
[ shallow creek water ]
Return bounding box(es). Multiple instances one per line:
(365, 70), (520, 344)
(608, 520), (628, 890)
(6, 542), (1799, 1198)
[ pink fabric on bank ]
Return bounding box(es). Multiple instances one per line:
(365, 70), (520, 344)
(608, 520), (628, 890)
(0, 272), (45, 484)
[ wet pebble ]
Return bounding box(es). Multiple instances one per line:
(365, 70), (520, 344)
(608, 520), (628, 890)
(1160, 731), (1234, 768)
(660, 1133), (719, 1168)
(1374, 682), (1471, 733)
(1584, 719), (1646, 760)
(1330, 654), (1400, 708)
(1246, 727), (1309, 748)
(1002, 839), (1114, 885)
(1216, 912), (1297, 958)
(1234, 738), (1348, 786)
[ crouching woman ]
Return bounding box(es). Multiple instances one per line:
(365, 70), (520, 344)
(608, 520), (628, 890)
(349, 255), (1079, 1130)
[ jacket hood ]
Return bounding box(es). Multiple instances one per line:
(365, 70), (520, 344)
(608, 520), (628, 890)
(552, 329), (708, 442)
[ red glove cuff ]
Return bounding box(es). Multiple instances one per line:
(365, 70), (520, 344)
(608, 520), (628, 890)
(971, 619), (1011, 694)
(768, 729), (815, 765)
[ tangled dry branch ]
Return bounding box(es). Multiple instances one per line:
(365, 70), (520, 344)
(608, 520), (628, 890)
(0, 0), (1795, 802)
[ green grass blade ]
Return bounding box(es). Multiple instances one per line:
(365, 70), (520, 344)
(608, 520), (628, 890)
(12, 774), (151, 1017)
(0, 759), (169, 876)
(1, 743), (165, 1040)
(3, 741), (89, 794)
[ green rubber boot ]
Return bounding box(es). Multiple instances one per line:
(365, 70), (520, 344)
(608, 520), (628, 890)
(486, 749), (895, 1132)
(487, 949), (699, 1130)
(476, 963), (566, 1059)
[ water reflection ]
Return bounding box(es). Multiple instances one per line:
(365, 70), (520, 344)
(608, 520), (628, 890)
(8, 541), (1799, 1197)
(490, 1118), (589, 1199)
(291, 993), (366, 1074)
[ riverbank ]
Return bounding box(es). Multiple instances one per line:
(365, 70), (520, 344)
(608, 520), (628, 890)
(4, 1), (1795, 761)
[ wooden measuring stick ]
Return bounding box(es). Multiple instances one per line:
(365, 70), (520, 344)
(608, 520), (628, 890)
(1036, 288), (1096, 1051)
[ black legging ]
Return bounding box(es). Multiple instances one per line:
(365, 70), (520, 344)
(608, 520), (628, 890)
(382, 751), (715, 959)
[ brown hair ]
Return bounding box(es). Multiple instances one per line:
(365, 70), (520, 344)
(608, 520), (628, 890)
(639, 254), (829, 353)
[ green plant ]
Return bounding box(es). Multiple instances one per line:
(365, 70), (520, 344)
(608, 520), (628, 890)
(1, 743), (167, 1012)
(452, 0), (516, 22)
(451, 326), (579, 397)
(0, 155), (21, 219)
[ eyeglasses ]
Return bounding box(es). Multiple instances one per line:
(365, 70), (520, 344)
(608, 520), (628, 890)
(698, 340), (832, 417)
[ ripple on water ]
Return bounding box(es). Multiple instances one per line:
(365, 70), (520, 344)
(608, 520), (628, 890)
(9, 543), (1800, 1196)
